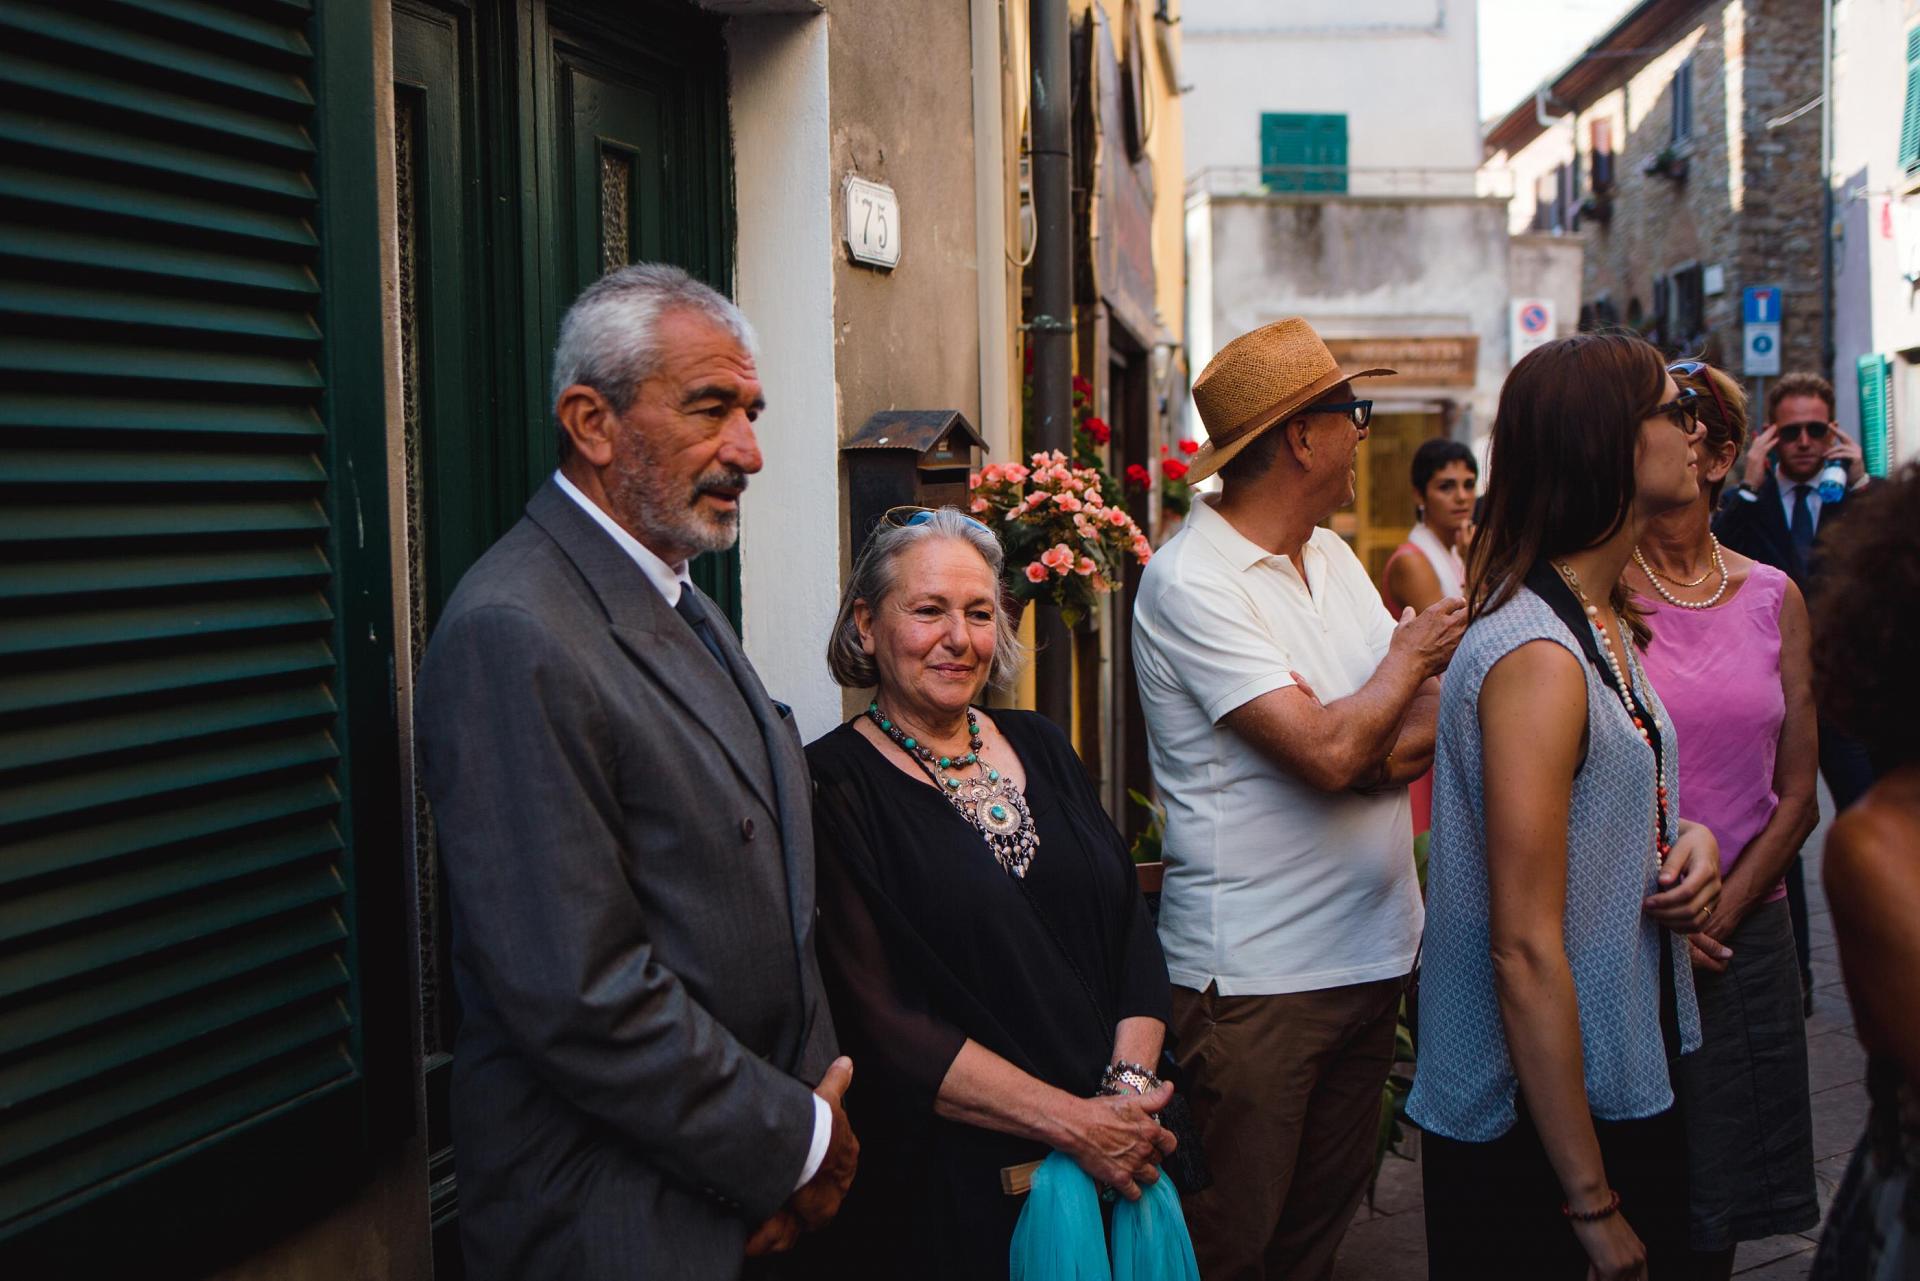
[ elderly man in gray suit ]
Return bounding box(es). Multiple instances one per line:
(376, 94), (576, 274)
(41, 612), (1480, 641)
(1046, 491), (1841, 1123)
(417, 263), (856, 1280)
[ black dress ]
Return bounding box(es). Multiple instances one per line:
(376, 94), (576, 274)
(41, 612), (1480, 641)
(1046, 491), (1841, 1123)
(798, 709), (1171, 1281)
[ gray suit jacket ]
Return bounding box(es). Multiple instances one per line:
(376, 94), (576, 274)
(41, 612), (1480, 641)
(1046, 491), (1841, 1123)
(416, 478), (837, 1281)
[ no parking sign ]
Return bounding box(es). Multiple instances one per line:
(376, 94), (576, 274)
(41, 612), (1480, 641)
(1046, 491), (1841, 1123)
(1510, 298), (1555, 363)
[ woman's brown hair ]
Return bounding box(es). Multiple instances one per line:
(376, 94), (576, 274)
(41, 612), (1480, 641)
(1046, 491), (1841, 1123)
(1671, 361), (1747, 506)
(1467, 331), (1669, 645)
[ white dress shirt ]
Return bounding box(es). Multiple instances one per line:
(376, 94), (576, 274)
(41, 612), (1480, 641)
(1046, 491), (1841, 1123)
(554, 471), (832, 1192)
(1131, 496), (1423, 995)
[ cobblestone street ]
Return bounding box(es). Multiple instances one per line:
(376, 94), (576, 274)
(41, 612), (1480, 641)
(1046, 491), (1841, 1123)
(1335, 781), (1869, 1280)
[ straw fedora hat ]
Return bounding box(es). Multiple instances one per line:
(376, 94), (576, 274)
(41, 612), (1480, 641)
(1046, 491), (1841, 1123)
(1186, 318), (1395, 483)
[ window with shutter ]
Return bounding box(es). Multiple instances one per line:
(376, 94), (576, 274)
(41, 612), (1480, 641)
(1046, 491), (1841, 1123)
(1857, 354), (1893, 478)
(1671, 56), (1694, 144)
(1590, 118), (1615, 193)
(0, 0), (391, 1262)
(1901, 28), (1920, 173)
(1260, 113), (1347, 194)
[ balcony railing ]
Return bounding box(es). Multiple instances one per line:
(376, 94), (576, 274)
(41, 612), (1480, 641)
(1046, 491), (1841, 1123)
(1187, 165), (1515, 201)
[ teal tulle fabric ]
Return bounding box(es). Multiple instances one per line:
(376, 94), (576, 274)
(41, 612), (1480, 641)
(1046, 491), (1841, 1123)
(1008, 1152), (1201, 1281)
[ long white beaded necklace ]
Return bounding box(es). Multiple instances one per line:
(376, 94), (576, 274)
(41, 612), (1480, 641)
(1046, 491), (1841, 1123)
(1551, 560), (1674, 861)
(1632, 535), (1730, 610)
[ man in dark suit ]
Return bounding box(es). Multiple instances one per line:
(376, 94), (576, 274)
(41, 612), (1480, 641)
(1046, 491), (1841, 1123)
(417, 264), (855, 1280)
(1713, 370), (1874, 1011)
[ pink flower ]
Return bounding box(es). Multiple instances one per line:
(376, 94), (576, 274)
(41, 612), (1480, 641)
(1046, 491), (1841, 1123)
(1005, 463), (1030, 483)
(1106, 507), (1131, 526)
(1132, 534), (1152, 560)
(1055, 492), (1083, 513)
(968, 471), (982, 489)
(1084, 490), (1105, 508)
(1023, 491), (1049, 509)
(1075, 556), (1097, 576)
(1041, 544), (1075, 574)
(1031, 451), (1051, 468)
(970, 497), (989, 513)
(1024, 561), (1050, 583)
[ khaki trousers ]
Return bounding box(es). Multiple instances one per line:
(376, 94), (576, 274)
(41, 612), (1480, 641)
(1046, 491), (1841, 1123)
(1170, 975), (1406, 1281)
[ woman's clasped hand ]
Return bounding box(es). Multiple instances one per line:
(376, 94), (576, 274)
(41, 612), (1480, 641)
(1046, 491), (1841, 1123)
(1051, 1080), (1179, 1201)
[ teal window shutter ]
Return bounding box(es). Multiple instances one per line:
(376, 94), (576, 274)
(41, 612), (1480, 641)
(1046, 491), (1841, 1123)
(1857, 354), (1894, 478)
(1260, 113), (1348, 193)
(1902, 28), (1920, 173)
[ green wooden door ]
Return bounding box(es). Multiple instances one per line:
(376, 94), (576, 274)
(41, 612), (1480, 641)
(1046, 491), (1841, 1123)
(1261, 112), (1348, 193)
(542, 1), (739, 623)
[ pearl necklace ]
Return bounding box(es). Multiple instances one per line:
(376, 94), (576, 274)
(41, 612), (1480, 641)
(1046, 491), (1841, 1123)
(867, 702), (1039, 877)
(1550, 561), (1673, 860)
(1632, 535), (1729, 610)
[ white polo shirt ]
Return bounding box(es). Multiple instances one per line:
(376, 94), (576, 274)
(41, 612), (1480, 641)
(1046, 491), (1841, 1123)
(1132, 496), (1422, 995)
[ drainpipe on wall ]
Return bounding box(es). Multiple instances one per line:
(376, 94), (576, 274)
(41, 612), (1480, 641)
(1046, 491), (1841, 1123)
(1028, 0), (1073, 731)
(1820, 0), (1835, 379)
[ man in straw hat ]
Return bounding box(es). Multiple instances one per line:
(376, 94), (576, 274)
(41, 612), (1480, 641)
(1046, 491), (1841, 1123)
(1132, 318), (1467, 1279)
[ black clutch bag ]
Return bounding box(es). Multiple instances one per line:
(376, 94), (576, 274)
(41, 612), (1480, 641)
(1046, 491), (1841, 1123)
(1154, 1050), (1212, 1195)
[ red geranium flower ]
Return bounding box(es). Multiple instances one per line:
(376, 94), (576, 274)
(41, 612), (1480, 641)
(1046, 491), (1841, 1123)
(1072, 374), (1093, 396)
(1124, 463), (1152, 490)
(1178, 438), (1200, 456)
(1161, 458), (1190, 481)
(1082, 416), (1112, 445)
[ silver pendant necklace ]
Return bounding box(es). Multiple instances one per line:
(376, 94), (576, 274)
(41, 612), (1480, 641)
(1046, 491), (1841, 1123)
(868, 702), (1040, 877)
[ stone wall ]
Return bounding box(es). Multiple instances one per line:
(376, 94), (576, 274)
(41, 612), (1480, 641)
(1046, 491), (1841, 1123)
(1494, 0), (1826, 383)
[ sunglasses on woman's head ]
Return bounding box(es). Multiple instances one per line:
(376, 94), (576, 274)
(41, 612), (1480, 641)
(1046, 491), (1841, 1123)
(883, 504), (992, 533)
(1667, 361), (1732, 436)
(1774, 420), (1831, 445)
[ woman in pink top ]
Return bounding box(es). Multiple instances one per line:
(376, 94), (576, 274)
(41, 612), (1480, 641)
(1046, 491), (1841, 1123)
(1627, 361), (1820, 1280)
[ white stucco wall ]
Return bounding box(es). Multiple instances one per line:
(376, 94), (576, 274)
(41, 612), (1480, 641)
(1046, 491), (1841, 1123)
(1181, 0), (1482, 184)
(729, 15), (844, 739)
(1831, 0), (1920, 463)
(1201, 195), (1513, 433)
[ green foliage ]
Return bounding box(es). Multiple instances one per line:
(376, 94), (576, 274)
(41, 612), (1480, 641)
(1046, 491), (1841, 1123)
(1126, 788), (1165, 864)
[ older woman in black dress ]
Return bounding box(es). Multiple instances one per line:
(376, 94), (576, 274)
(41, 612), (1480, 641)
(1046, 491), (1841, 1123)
(803, 507), (1176, 1280)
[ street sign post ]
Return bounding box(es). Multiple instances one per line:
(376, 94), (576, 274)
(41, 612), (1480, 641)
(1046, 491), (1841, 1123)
(1509, 298), (1554, 365)
(1743, 286), (1782, 377)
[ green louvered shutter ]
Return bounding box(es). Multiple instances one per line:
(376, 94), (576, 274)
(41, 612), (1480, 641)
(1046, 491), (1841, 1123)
(0, 0), (363, 1242)
(1260, 113), (1347, 194)
(1857, 353), (1893, 478)
(1902, 28), (1920, 173)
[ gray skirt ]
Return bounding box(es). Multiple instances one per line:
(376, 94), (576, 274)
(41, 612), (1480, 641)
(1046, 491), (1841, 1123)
(1675, 896), (1821, 1250)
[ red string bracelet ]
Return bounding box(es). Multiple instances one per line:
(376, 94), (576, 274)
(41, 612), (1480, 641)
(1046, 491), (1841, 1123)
(1561, 1189), (1622, 1222)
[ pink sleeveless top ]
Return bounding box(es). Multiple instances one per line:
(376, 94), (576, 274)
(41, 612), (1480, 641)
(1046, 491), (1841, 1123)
(1636, 563), (1791, 901)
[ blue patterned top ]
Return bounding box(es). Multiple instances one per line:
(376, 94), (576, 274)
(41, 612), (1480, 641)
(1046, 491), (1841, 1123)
(1406, 584), (1700, 1143)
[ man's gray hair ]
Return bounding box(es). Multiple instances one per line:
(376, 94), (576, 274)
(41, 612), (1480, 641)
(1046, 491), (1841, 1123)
(549, 263), (757, 456)
(826, 509), (1027, 691)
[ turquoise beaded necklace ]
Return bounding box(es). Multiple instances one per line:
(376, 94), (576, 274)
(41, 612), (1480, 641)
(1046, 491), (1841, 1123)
(867, 701), (1039, 877)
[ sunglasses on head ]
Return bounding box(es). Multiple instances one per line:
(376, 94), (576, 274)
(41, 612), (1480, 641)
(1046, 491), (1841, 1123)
(1667, 360), (1733, 435)
(1773, 420), (1831, 445)
(883, 505), (992, 533)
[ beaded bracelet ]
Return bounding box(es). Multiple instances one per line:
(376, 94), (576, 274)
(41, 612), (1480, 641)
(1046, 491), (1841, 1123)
(1098, 1060), (1162, 1097)
(1560, 1189), (1622, 1222)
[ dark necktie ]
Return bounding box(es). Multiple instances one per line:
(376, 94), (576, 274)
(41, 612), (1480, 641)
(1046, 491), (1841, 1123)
(673, 588), (732, 674)
(1789, 483), (1816, 555)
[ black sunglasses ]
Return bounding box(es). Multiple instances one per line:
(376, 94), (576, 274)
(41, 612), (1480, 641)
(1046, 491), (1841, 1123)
(1305, 399), (1373, 430)
(1651, 386), (1700, 433)
(1774, 420), (1831, 444)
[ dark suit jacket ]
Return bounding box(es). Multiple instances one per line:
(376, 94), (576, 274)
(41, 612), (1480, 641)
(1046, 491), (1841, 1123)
(1711, 472), (1858, 590)
(416, 479), (837, 1281)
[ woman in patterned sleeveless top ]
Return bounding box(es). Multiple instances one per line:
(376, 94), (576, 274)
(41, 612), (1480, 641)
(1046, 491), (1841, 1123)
(1407, 333), (1724, 1280)
(1810, 464), (1920, 1280)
